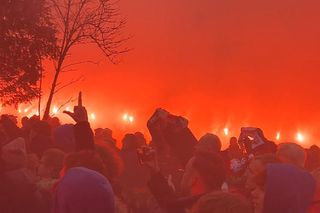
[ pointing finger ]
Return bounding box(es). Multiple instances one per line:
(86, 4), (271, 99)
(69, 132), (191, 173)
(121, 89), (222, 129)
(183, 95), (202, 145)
(78, 91), (82, 107)
(63, 110), (74, 118)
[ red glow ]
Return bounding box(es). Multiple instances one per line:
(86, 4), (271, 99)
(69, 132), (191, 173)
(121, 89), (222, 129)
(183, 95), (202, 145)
(3, 1), (320, 147)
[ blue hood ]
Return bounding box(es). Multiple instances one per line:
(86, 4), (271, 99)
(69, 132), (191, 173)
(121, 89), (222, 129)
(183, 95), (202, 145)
(264, 163), (315, 213)
(53, 167), (115, 213)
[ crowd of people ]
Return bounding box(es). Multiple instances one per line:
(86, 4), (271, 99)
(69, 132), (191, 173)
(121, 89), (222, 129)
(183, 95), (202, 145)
(1, 97), (320, 213)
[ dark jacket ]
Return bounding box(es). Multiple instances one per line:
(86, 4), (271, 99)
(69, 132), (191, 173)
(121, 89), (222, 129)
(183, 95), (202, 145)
(74, 121), (94, 151)
(148, 172), (202, 213)
(0, 169), (39, 213)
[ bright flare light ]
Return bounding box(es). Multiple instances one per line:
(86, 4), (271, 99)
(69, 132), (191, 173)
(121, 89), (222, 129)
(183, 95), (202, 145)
(224, 128), (229, 136)
(296, 132), (304, 143)
(90, 113), (96, 120)
(24, 108), (30, 113)
(129, 116), (134, 123)
(18, 108), (22, 114)
(122, 113), (128, 121)
(122, 113), (134, 123)
(52, 106), (58, 114)
(276, 132), (281, 141)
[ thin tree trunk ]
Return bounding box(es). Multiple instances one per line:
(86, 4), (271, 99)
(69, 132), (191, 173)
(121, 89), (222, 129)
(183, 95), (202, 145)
(38, 67), (43, 118)
(42, 60), (63, 120)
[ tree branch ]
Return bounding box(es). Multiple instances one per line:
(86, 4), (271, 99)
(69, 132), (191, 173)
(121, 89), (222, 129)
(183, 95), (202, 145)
(61, 60), (101, 70)
(54, 75), (85, 94)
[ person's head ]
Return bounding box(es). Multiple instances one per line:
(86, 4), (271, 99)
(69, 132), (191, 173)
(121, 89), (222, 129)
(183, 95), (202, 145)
(62, 150), (107, 177)
(48, 117), (61, 130)
(197, 133), (222, 153)
(245, 154), (279, 190)
(95, 128), (112, 141)
(251, 163), (315, 213)
(21, 116), (29, 128)
(38, 148), (65, 179)
(305, 145), (320, 171)
(134, 132), (147, 147)
(94, 128), (117, 149)
(0, 114), (21, 142)
(194, 192), (252, 213)
(53, 124), (75, 153)
(121, 134), (138, 151)
(94, 144), (123, 181)
(276, 142), (306, 168)
(54, 167), (115, 213)
(30, 120), (51, 139)
(228, 137), (243, 159)
(229, 137), (238, 147)
(181, 151), (226, 196)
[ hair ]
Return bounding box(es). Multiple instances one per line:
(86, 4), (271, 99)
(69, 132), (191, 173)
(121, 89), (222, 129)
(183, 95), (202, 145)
(32, 120), (51, 136)
(195, 192), (252, 213)
(134, 132), (147, 147)
(192, 151), (226, 190)
(42, 149), (65, 178)
(121, 134), (139, 151)
(229, 137), (238, 146)
(0, 115), (21, 142)
(198, 134), (222, 153)
(63, 150), (107, 177)
(277, 142), (306, 168)
(95, 144), (124, 180)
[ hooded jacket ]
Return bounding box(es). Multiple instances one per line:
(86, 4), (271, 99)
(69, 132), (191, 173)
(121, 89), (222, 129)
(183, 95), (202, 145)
(264, 164), (316, 213)
(53, 167), (115, 213)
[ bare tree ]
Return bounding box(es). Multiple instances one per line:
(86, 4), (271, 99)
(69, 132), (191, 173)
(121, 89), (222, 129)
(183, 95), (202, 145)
(42, 0), (129, 120)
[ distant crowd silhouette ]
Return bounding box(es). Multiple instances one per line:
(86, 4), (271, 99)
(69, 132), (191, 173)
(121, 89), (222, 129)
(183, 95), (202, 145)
(1, 93), (320, 213)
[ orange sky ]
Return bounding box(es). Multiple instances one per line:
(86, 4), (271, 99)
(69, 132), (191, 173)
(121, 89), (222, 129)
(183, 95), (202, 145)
(7, 0), (320, 147)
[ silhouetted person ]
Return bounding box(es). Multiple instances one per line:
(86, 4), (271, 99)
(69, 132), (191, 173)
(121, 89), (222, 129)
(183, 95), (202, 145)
(94, 128), (119, 152)
(196, 133), (222, 153)
(119, 134), (151, 212)
(135, 131), (147, 147)
(29, 121), (53, 159)
(305, 145), (320, 172)
(29, 120), (52, 158)
(63, 92), (94, 151)
(0, 114), (22, 145)
(0, 137), (39, 213)
(53, 124), (75, 153)
(148, 150), (226, 213)
(276, 142), (306, 168)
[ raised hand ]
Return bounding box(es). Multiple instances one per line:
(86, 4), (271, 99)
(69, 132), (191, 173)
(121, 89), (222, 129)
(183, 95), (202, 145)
(63, 92), (88, 123)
